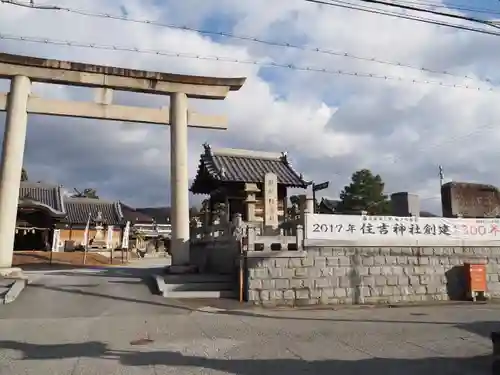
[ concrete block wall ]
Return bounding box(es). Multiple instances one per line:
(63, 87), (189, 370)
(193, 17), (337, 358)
(191, 238), (239, 274)
(245, 246), (500, 306)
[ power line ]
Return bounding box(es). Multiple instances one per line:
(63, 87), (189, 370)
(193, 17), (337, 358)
(0, 0), (493, 84)
(0, 33), (493, 92)
(351, 0), (500, 28)
(388, 0), (500, 16)
(304, 0), (500, 36)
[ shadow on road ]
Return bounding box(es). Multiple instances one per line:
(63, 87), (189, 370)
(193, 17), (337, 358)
(0, 338), (491, 374)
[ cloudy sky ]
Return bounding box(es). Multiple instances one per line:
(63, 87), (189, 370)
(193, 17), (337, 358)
(1, 0), (500, 213)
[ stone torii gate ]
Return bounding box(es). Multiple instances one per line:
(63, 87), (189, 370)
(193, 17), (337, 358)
(0, 53), (245, 273)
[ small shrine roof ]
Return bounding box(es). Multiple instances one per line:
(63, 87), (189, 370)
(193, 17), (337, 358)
(190, 144), (309, 194)
(62, 197), (124, 226)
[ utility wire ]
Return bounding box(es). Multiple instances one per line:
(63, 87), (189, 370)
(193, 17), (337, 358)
(388, 0), (500, 16)
(350, 0), (500, 28)
(0, 0), (493, 83)
(304, 0), (500, 36)
(0, 33), (493, 92)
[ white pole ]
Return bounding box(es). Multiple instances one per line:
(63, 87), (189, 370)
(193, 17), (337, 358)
(169, 92), (190, 266)
(0, 75), (31, 269)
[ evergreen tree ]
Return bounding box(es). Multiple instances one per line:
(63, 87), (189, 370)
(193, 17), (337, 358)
(336, 169), (391, 215)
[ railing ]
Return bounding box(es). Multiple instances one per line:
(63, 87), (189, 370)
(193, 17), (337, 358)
(245, 225), (304, 252)
(190, 221), (233, 242)
(189, 212), (305, 251)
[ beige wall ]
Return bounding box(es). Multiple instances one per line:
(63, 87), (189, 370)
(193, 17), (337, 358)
(60, 227), (123, 248)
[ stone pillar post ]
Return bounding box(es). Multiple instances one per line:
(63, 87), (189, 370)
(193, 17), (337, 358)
(244, 183), (259, 223)
(169, 92), (190, 267)
(305, 195), (315, 214)
(0, 76), (30, 271)
(298, 194), (306, 226)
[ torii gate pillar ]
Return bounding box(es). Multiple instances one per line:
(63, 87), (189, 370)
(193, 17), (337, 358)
(169, 92), (190, 266)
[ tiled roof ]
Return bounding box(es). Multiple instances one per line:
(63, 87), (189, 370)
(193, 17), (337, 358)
(318, 198), (339, 214)
(135, 207), (171, 224)
(63, 197), (124, 226)
(18, 181), (65, 213)
(120, 203), (155, 224)
(190, 144), (308, 194)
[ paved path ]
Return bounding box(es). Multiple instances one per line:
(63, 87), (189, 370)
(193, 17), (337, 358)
(0, 261), (497, 374)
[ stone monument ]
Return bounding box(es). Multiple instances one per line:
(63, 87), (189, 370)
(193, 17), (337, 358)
(90, 211), (107, 249)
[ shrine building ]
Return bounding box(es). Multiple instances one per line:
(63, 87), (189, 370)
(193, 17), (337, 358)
(190, 143), (309, 225)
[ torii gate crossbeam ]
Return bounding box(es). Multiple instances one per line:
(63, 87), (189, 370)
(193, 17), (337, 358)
(0, 53), (246, 273)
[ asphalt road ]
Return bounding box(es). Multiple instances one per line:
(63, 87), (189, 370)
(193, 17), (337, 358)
(0, 261), (497, 374)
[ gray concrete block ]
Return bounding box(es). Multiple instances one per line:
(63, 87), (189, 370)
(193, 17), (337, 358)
(362, 276), (375, 286)
(295, 289), (310, 299)
(262, 279), (276, 289)
(338, 256), (350, 266)
(249, 279), (262, 289)
(274, 258), (289, 268)
(375, 276), (387, 286)
(419, 257), (430, 265)
(381, 266), (393, 275)
(321, 287), (334, 297)
(387, 276), (398, 286)
(419, 275), (431, 285)
(259, 290), (270, 300)
(314, 278), (330, 288)
(283, 290), (295, 299)
(290, 279), (305, 288)
(333, 288), (347, 297)
(320, 247), (333, 256)
(398, 276), (409, 285)
(295, 268), (308, 277)
(358, 266), (369, 276)
(385, 256), (397, 265)
(301, 257), (314, 267)
(270, 290), (283, 300)
(326, 257), (339, 266)
(319, 267), (334, 277)
(314, 257), (327, 268)
(362, 257), (374, 266)
(421, 248), (434, 255)
(2, 279), (26, 304)
(339, 276), (350, 288)
(275, 279), (289, 289)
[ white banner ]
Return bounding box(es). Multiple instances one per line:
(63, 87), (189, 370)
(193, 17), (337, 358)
(52, 229), (61, 252)
(122, 221), (131, 249)
(305, 214), (500, 245)
(106, 225), (114, 249)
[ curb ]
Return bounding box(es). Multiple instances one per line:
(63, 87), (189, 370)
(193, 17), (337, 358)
(1, 279), (27, 304)
(254, 299), (495, 312)
(153, 274), (166, 295)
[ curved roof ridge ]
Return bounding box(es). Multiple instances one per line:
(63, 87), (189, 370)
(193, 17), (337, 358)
(211, 147), (283, 160)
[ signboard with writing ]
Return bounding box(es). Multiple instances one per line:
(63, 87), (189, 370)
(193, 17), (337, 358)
(442, 182), (500, 218)
(313, 181), (329, 191)
(264, 173), (278, 228)
(305, 214), (500, 245)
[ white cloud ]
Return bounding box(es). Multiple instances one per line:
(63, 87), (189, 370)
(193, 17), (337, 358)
(0, 0), (499, 213)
